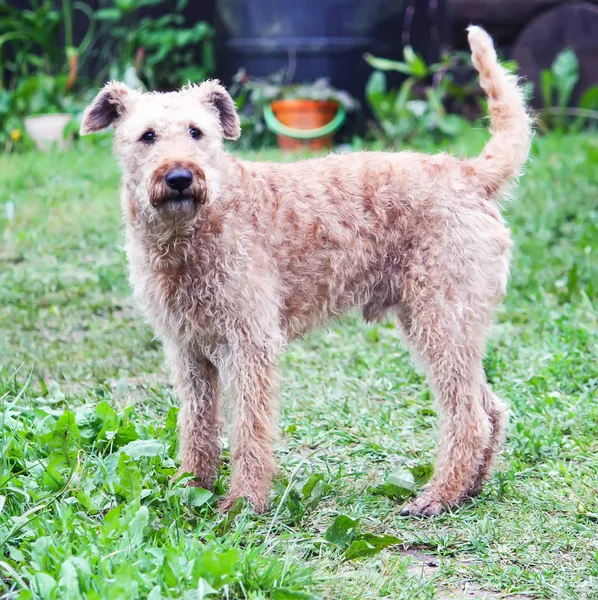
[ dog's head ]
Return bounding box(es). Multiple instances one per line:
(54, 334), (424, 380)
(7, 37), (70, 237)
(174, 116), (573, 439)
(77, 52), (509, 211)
(80, 80), (240, 224)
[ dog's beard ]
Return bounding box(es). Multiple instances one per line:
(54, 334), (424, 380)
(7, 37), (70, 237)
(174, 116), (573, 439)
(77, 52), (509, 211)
(156, 193), (198, 224)
(147, 164), (208, 224)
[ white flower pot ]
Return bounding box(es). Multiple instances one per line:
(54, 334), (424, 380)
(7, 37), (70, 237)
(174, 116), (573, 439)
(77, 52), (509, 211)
(24, 113), (72, 151)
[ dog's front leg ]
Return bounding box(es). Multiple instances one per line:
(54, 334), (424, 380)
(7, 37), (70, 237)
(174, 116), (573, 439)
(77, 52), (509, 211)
(169, 345), (222, 489)
(219, 346), (279, 513)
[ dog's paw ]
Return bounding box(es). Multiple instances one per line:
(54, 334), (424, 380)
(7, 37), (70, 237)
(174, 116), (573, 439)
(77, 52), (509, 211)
(218, 489), (269, 514)
(400, 494), (452, 518)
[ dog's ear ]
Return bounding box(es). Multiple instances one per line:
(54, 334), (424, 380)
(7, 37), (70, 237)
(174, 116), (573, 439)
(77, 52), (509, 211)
(191, 80), (241, 140)
(80, 82), (135, 135)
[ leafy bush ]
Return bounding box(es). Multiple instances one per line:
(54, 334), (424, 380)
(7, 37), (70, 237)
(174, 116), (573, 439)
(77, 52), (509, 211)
(538, 48), (598, 133)
(364, 47), (472, 145)
(0, 0), (94, 89)
(0, 0), (214, 151)
(0, 0), (93, 150)
(93, 0), (215, 90)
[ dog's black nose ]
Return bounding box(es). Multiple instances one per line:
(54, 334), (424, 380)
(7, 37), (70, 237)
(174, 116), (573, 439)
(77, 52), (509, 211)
(165, 168), (193, 192)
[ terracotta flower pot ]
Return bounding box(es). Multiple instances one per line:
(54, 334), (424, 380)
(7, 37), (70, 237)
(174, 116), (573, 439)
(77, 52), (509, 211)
(24, 113), (73, 151)
(270, 99), (341, 151)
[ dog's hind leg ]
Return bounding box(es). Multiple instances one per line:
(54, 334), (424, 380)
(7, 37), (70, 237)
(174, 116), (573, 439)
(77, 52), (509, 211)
(393, 289), (497, 516)
(469, 384), (509, 496)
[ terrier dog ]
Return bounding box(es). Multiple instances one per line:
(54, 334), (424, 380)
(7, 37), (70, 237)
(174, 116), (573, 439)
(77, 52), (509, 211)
(81, 27), (531, 516)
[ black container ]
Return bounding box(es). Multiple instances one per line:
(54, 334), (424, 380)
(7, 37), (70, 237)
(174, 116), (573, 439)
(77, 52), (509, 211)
(215, 0), (410, 101)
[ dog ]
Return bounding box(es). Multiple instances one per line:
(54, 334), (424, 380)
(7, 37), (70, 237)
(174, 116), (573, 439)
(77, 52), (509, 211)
(80, 26), (531, 516)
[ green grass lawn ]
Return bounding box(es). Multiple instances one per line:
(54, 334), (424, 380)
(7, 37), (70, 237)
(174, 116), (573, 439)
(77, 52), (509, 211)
(1, 133), (597, 599)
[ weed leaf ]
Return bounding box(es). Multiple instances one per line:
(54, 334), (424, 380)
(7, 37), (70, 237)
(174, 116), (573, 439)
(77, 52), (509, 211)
(324, 515), (360, 549)
(32, 572), (56, 599)
(192, 549), (240, 589)
(410, 464), (434, 487)
(344, 533), (402, 560)
(271, 589), (322, 600)
(42, 410), (80, 465)
(120, 438), (166, 459)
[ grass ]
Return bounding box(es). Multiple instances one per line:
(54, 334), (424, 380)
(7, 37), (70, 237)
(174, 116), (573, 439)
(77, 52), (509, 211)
(0, 131), (597, 599)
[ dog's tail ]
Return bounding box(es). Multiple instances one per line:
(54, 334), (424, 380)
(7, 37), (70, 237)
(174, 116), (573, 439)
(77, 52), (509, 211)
(467, 25), (532, 197)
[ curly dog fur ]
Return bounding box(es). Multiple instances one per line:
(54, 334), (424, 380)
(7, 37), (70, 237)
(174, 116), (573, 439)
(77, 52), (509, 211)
(81, 26), (531, 516)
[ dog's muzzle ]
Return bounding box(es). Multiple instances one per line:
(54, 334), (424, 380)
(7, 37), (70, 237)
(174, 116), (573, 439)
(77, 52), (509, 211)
(165, 168), (193, 192)
(148, 162), (208, 218)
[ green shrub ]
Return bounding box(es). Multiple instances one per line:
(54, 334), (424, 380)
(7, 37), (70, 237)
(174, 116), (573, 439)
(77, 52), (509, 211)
(538, 48), (598, 133)
(363, 47), (472, 146)
(0, 0), (215, 152)
(93, 0), (215, 91)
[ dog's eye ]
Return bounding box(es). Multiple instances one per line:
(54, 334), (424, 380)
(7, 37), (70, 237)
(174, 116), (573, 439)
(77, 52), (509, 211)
(189, 127), (202, 140)
(140, 130), (156, 143)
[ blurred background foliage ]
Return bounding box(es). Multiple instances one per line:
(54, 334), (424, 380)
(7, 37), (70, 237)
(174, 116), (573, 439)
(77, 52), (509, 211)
(0, 0), (597, 152)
